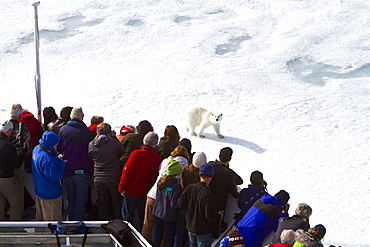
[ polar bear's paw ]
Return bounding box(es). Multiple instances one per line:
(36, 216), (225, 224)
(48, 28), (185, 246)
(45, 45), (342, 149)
(217, 134), (224, 138)
(198, 134), (205, 138)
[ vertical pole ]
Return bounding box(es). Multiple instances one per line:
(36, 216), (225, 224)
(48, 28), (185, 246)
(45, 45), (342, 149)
(32, 1), (42, 122)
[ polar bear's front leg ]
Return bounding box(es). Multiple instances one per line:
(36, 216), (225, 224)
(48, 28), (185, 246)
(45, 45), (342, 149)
(197, 124), (206, 138)
(213, 124), (224, 138)
(187, 123), (197, 136)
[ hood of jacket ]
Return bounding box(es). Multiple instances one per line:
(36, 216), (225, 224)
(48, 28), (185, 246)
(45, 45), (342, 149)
(260, 194), (282, 208)
(67, 119), (87, 128)
(39, 131), (59, 153)
(295, 229), (323, 247)
(159, 177), (178, 191)
(169, 155), (189, 167)
(91, 135), (110, 148)
(19, 111), (36, 122)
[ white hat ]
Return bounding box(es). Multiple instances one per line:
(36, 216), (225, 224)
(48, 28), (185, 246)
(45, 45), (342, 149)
(0, 120), (13, 132)
(192, 152), (207, 168)
(71, 107), (84, 119)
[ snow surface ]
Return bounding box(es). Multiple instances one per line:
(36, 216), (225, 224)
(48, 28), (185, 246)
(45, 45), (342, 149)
(1, 0), (370, 246)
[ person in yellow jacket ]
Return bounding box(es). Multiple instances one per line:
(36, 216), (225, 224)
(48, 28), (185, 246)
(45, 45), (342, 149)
(293, 224), (326, 247)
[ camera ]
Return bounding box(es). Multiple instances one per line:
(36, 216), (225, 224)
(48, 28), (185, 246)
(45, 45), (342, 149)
(58, 153), (66, 161)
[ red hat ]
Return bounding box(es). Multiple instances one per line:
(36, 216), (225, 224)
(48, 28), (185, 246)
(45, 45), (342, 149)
(227, 232), (244, 246)
(120, 125), (135, 135)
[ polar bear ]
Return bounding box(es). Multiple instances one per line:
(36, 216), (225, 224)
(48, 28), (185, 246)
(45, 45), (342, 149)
(186, 107), (224, 138)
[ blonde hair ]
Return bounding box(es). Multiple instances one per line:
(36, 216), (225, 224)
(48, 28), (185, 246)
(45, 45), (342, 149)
(97, 122), (111, 130)
(170, 145), (190, 162)
(157, 175), (173, 190)
(94, 123), (112, 139)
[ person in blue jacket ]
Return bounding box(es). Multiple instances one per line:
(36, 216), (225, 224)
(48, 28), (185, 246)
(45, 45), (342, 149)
(32, 131), (66, 221)
(237, 190), (290, 247)
(152, 160), (183, 247)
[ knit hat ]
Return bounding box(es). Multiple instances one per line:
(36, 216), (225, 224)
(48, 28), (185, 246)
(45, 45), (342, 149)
(307, 224), (326, 241)
(143, 132), (158, 148)
(10, 104), (23, 119)
(227, 232), (244, 246)
(166, 160), (182, 176)
(192, 152), (207, 168)
(275, 190), (290, 206)
(71, 107), (84, 119)
(0, 120), (13, 132)
(60, 106), (73, 120)
(120, 125), (136, 135)
(250, 171), (264, 186)
(199, 163), (214, 177)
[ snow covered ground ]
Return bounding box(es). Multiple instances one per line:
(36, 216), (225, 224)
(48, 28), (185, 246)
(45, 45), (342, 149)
(1, 0), (370, 246)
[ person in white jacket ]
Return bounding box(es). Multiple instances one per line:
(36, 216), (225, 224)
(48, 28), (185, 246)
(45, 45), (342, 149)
(142, 145), (189, 244)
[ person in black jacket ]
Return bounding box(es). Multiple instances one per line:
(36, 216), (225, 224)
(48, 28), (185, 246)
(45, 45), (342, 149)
(42, 106), (58, 130)
(272, 203), (312, 243)
(179, 164), (223, 247)
(209, 147), (240, 237)
(156, 125), (180, 160)
(235, 170), (268, 225)
(89, 123), (125, 220)
(46, 106), (73, 135)
(0, 120), (26, 220)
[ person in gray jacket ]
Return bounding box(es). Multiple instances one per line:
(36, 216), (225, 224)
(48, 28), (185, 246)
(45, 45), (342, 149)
(89, 123), (125, 220)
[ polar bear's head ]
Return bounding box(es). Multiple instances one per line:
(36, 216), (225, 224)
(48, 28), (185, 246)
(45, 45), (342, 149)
(209, 112), (223, 124)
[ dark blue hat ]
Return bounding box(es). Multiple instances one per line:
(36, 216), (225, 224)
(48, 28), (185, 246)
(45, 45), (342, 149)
(275, 190), (290, 206)
(199, 164), (214, 177)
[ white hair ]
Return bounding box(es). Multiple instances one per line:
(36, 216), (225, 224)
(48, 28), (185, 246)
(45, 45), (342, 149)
(281, 229), (296, 245)
(10, 104), (23, 119)
(295, 203), (313, 219)
(143, 131), (158, 148)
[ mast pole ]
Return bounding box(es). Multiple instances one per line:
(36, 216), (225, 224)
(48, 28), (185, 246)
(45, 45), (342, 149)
(31, 1), (42, 122)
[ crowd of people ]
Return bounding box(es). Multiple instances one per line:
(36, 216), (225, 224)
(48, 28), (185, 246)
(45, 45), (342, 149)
(0, 104), (329, 247)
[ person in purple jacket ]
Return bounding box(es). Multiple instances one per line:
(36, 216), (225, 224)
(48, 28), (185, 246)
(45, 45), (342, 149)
(58, 107), (95, 221)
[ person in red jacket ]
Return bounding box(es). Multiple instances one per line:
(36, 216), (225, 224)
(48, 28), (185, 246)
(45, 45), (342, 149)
(19, 110), (44, 149)
(116, 125), (136, 142)
(118, 131), (161, 232)
(88, 116), (104, 135)
(19, 110), (44, 173)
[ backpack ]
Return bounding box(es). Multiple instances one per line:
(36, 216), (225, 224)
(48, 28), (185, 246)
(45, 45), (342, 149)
(56, 221), (87, 234)
(48, 221), (88, 247)
(101, 219), (132, 246)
